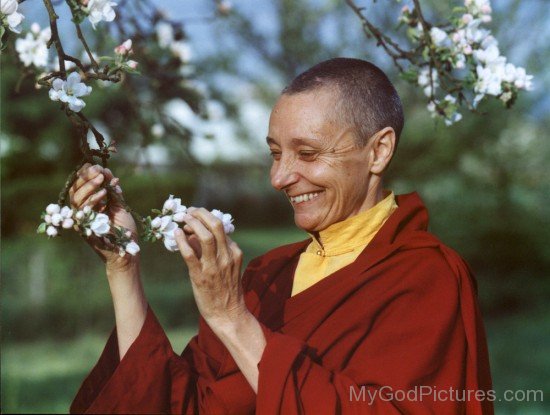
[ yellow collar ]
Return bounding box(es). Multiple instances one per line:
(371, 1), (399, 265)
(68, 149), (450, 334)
(307, 191), (397, 256)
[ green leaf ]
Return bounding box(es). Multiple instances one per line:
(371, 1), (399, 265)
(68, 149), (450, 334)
(36, 223), (47, 234)
(400, 68), (418, 82)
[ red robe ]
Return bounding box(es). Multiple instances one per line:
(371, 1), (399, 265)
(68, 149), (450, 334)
(71, 192), (493, 414)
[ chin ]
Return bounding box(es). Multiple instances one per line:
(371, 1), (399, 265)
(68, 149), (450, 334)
(294, 217), (322, 233)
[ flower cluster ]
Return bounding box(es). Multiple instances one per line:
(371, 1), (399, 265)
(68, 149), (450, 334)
(1, 0), (24, 33)
(83, 0), (117, 29)
(37, 203), (140, 256)
(142, 195), (235, 252)
(399, 0), (533, 125)
(49, 72), (92, 112)
(15, 23), (50, 68)
(113, 39), (138, 70)
(40, 195), (235, 256)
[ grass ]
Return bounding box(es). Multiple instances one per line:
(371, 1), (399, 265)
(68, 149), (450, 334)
(1, 328), (197, 414)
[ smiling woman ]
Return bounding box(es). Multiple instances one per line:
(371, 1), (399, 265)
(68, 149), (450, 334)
(267, 89), (395, 232)
(70, 58), (493, 414)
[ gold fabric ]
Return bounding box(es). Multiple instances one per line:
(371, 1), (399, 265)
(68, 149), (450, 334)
(291, 192), (397, 296)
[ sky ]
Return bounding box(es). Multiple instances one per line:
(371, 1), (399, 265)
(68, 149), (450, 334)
(16, 0), (549, 163)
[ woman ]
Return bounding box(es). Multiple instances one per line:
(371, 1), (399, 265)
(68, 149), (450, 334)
(70, 58), (493, 414)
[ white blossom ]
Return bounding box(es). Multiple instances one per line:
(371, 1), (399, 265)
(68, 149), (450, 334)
(151, 216), (162, 229)
(46, 225), (58, 237)
(114, 39), (132, 55)
(126, 60), (138, 69)
(49, 72), (92, 112)
(211, 209), (235, 234)
(417, 67), (438, 97)
(445, 112), (463, 126)
(51, 213), (63, 227)
(170, 41), (192, 62)
(159, 215), (178, 236)
(60, 206), (73, 218)
(511, 67), (533, 90)
(90, 213), (110, 236)
(15, 24), (51, 68)
(430, 27), (449, 47)
(151, 123), (165, 138)
(125, 241), (140, 255)
(85, 0), (117, 29)
(475, 64), (503, 96)
(162, 194), (186, 215)
(1, 0), (24, 33)
(46, 203), (61, 215)
(163, 235), (178, 252)
(62, 218), (74, 229)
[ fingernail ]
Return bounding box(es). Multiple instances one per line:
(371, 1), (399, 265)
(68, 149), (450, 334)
(105, 168), (112, 175)
(174, 228), (183, 237)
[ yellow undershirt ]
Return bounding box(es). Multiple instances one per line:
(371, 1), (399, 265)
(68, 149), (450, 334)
(291, 192), (398, 296)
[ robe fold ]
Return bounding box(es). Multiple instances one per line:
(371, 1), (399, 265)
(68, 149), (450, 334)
(71, 192), (493, 414)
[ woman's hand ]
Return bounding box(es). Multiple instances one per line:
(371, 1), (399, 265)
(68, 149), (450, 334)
(69, 163), (138, 272)
(174, 207), (247, 327)
(175, 208), (266, 392)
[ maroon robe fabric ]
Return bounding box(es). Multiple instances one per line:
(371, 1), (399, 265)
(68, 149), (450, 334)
(71, 192), (493, 414)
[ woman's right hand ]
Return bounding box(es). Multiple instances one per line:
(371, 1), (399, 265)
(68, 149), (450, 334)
(69, 163), (139, 272)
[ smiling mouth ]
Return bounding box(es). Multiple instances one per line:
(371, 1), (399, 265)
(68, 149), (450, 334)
(288, 191), (323, 205)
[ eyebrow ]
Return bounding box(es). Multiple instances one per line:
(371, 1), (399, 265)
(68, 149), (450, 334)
(265, 136), (319, 146)
(266, 136), (277, 145)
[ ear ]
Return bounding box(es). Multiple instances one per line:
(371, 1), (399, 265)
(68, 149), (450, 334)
(369, 127), (396, 175)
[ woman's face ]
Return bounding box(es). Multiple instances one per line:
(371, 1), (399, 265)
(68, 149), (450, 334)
(267, 88), (378, 232)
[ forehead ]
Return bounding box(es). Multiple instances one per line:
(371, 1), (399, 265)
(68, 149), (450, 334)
(268, 89), (343, 143)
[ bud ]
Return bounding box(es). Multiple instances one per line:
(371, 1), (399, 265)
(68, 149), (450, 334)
(217, 0), (232, 16)
(46, 203), (61, 215)
(114, 39), (133, 55)
(62, 218), (75, 229)
(127, 60), (138, 69)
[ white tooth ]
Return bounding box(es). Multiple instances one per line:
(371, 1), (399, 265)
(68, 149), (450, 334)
(307, 193), (312, 200)
(298, 195), (304, 203)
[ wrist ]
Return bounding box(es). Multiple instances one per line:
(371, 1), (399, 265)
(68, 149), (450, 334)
(106, 256), (140, 277)
(207, 307), (255, 338)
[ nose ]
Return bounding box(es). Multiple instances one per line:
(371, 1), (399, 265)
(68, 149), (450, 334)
(270, 155), (300, 191)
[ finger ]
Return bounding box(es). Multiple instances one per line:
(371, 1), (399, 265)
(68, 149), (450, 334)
(174, 228), (201, 272)
(69, 163), (92, 200)
(70, 165), (104, 204)
(73, 164), (104, 193)
(82, 188), (107, 209)
(72, 173), (105, 208)
(228, 239), (244, 269)
(181, 213), (217, 260)
(187, 207), (229, 257)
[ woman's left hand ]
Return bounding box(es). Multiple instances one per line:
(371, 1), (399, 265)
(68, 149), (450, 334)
(174, 207), (247, 328)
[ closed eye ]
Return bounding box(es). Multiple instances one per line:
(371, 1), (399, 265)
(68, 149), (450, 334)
(269, 150), (282, 160)
(298, 150), (318, 161)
